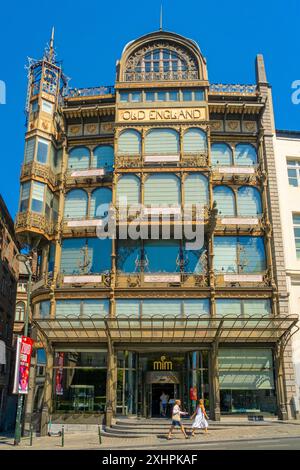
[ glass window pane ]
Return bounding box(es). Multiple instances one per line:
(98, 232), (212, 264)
(194, 90), (204, 100)
(36, 139), (49, 164)
(157, 91), (166, 101)
(293, 214), (300, 224)
(41, 100), (53, 114)
(287, 160), (296, 166)
(120, 92), (129, 102)
(131, 92), (141, 102)
(288, 169), (297, 177)
(289, 178), (298, 187)
(182, 90), (192, 101)
(169, 91), (179, 101)
(146, 92), (155, 102)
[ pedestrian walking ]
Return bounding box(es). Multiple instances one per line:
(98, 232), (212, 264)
(190, 398), (209, 436)
(160, 391), (169, 417)
(167, 399), (189, 440)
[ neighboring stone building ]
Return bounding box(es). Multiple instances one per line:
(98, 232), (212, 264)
(0, 195), (19, 430)
(275, 130), (300, 412)
(14, 29), (299, 434)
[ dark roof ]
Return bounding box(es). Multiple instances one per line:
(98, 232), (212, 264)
(0, 194), (18, 243)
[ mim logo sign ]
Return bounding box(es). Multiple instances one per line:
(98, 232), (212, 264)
(0, 81), (6, 104)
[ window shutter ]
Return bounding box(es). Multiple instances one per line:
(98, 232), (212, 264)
(144, 174), (180, 205)
(64, 189), (88, 219)
(116, 300), (140, 317)
(235, 144), (257, 166)
(118, 130), (141, 155)
(214, 237), (237, 273)
(90, 188), (112, 218)
(183, 128), (207, 153)
(184, 299), (209, 316)
(211, 143), (233, 166)
(145, 129), (179, 155)
(92, 145), (114, 171)
(68, 146), (90, 170)
(184, 174), (208, 207)
(142, 299), (182, 317)
(56, 300), (81, 317)
(116, 175), (140, 205)
(213, 186), (235, 216)
(237, 187), (262, 216)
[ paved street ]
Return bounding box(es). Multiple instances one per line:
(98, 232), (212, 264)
(1, 420), (300, 450)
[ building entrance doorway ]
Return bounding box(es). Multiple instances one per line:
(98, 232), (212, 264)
(151, 383), (177, 417)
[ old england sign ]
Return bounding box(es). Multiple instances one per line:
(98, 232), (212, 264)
(117, 107), (207, 122)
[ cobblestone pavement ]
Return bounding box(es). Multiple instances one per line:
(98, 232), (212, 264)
(1, 420), (300, 450)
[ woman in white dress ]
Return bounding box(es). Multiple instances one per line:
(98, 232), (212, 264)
(190, 398), (209, 436)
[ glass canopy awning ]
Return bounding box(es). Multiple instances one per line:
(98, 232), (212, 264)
(33, 314), (299, 344)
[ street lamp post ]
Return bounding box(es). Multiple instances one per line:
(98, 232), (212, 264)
(14, 254), (32, 446)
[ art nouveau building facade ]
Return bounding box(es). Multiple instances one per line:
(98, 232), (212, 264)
(15, 30), (298, 432)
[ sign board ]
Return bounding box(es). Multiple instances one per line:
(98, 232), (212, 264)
(224, 274), (263, 282)
(67, 220), (104, 228)
(144, 155), (180, 163)
(220, 217), (259, 225)
(217, 167), (255, 174)
(144, 274), (181, 283)
(71, 169), (105, 177)
(13, 336), (34, 394)
(146, 371), (180, 384)
(63, 275), (102, 284)
(117, 107), (207, 123)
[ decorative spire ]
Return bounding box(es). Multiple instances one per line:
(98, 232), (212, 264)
(44, 26), (56, 63)
(159, 3), (163, 31)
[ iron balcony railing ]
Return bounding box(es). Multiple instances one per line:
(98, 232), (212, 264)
(64, 85), (115, 98)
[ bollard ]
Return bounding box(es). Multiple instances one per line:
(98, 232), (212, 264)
(29, 425), (33, 446)
(61, 425), (64, 447)
(98, 424), (102, 445)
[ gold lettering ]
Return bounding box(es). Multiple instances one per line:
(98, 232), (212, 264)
(122, 111), (131, 121)
(156, 110), (163, 120)
(153, 361), (161, 370)
(193, 109), (201, 119)
(186, 109), (193, 120)
(163, 109), (171, 119)
(138, 110), (145, 120)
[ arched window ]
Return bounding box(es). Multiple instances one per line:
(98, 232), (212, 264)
(124, 45), (198, 82)
(64, 189), (88, 219)
(183, 128), (207, 153)
(213, 186), (236, 216)
(68, 146), (90, 170)
(116, 175), (140, 205)
(15, 302), (25, 322)
(237, 186), (262, 216)
(184, 174), (208, 207)
(92, 145), (114, 171)
(144, 174), (180, 205)
(118, 129), (141, 155)
(90, 188), (112, 218)
(235, 144), (257, 166)
(145, 129), (179, 155)
(211, 143), (233, 166)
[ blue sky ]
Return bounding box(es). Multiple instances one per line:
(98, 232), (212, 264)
(0, 0), (299, 218)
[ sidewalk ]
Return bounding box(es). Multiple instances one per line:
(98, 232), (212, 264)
(1, 420), (300, 450)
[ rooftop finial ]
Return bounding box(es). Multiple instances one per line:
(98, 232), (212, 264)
(159, 3), (163, 31)
(49, 26), (55, 62)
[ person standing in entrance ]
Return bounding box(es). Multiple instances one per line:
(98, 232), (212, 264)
(167, 399), (189, 439)
(160, 391), (169, 417)
(190, 398), (209, 436)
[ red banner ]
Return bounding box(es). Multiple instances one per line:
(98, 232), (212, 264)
(55, 352), (64, 395)
(13, 336), (34, 394)
(189, 386), (198, 401)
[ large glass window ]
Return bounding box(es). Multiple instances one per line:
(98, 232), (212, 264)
(36, 138), (49, 164)
(31, 181), (45, 213)
(53, 349), (107, 413)
(235, 144), (257, 166)
(24, 138), (35, 164)
(145, 128), (179, 155)
(19, 182), (30, 212)
(211, 143), (233, 166)
(144, 240), (180, 273)
(90, 188), (112, 218)
(216, 299), (271, 317)
(219, 348), (276, 415)
(15, 302), (25, 321)
(213, 186), (235, 216)
(183, 128), (207, 153)
(60, 238), (111, 274)
(118, 129), (141, 155)
(116, 174), (140, 206)
(92, 145), (114, 171)
(288, 160), (300, 187)
(144, 174), (180, 205)
(64, 189), (88, 219)
(293, 213), (300, 258)
(214, 236), (266, 273)
(68, 146), (90, 170)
